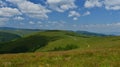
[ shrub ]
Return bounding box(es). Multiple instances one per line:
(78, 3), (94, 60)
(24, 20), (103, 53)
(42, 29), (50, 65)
(52, 44), (78, 51)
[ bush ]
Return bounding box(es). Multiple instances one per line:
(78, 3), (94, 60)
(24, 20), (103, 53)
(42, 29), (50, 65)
(52, 44), (78, 51)
(65, 44), (78, 50)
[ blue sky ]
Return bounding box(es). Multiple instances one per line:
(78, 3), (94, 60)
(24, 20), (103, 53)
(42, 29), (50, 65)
(0, 0), (120, 34)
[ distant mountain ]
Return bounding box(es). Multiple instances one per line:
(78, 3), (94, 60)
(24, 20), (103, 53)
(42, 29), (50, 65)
(76, 31), (108, 36)
(0, 27), (17, 30)
(0, 27), (44, 31)
(106, 32), (120, 36)
(0, 27), (44, 36)
(0, 27), (110, 37)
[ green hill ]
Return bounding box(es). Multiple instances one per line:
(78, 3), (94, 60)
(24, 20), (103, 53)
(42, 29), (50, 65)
(0, 32), (21, 42)
(0, 31), (80, 53)
(0, 30), (119, 67)
(0, 30), (119, 54)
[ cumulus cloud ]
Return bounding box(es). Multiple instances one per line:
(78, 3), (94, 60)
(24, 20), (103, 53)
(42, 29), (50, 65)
(68, 11), (90, 20)
(47, 0), (77, 12)
(29, 21), (35, 25)
(0, 1), (22, 25)
(0, 7), (21, 17)
(7, 0), (51, 19)
(68, 11), (80, 20)
(68, 11), (80, 17)
(14, 16), (24, 20)
(84, 0), (102, 8)
(73, 17), (78, 20)
(83, 11), (91, 16)
(84, 0), (120, 10)
(104, 0), (120, 10)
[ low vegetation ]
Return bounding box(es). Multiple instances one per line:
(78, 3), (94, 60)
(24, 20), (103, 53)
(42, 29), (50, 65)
(0, 48), (119, 67)
(51, 44), (78, 51)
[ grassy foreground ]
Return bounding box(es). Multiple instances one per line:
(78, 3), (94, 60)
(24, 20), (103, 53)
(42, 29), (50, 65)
(0, 48), (119, 67)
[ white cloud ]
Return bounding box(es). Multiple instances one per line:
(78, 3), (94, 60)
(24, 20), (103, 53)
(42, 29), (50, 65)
(84, 0), (102, 8)
(7, 0), (51, 19)
(37, 21), (42, 24)
(47, 0), (77, 12)
(68, 11), (80, 20)
(113, 22), (120, 26)
(39, 25), (43, 27)
(47, 0), (61, 3)
(0, 7), (21, 17)
(68, 11), (90, 20)
(0, 18), (9, 25)
(68, 11), (80, 17)
(77, 22), (120, 34)
(14, 16), (24, 20)
(47, 21), (66, 27)
(104, 0), (120, 10)
(29, 21), (35, 24)
(6, 0), (24, 3)
(84, 0), (120, 10)
(0, 1), (7, 7)
(73, 17), (78, 20)
(72, 24), (77, 27)
(83, 11), (91, 16)
(20, 22), (25, 25)
(79, 22), (120, 28)
(0, 2), (22, 25)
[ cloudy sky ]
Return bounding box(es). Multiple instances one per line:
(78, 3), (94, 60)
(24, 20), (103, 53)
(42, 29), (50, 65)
(0, 0), (120, 34)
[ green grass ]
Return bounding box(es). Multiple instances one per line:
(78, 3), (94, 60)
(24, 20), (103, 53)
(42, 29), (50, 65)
(0, 31), (81, 53)
(0, 30), (119, 67)
(0, 48), (119, 67)
(36, 36), (120, 52)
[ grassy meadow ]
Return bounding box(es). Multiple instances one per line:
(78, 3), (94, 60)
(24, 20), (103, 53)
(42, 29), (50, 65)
(0, 30), (119, 67)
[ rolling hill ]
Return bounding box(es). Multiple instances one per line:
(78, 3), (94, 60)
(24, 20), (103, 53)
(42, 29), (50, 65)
(0, 31), (80, 53)
(0, 30), (119, 67)
(0, 27), (110, 37)
(0, 27), (43, 36)
(0, 30), (119, 53)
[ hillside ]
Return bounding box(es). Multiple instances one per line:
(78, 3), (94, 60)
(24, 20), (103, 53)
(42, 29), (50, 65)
(0, 30), (119, 67)
(0, 30), (119, 54)
(0, 32), (21, 42)
(0, 31), (80, 53)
